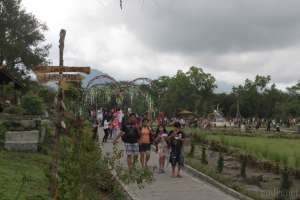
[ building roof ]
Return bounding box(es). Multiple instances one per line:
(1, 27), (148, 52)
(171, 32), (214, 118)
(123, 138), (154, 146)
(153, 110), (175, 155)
(0, 65), (25, 88)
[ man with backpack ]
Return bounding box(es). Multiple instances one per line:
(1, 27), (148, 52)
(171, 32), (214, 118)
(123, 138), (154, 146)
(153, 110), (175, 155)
(113, 113), (140, 170)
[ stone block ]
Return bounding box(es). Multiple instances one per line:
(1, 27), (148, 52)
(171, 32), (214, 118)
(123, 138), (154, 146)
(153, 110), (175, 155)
(19, 120), (37, 129)
(4, 130), (39, 152)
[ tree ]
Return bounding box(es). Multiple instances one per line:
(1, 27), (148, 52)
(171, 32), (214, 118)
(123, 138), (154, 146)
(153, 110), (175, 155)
(152, 66), (216, 117)
(0, 0), (50, 77)
(232, 75), (272, 118)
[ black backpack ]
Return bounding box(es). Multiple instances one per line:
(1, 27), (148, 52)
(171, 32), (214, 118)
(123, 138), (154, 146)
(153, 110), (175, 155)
(121, 125), (137, 142)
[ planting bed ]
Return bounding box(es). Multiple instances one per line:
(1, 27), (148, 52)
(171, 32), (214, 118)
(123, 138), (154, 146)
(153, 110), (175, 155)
(184, 129), (300, 200)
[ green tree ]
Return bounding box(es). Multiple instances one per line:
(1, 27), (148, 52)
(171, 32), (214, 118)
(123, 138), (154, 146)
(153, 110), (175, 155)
(153, 66), (216, 117)
(0, 0), (50, 77)
(232, 75), (273, 118)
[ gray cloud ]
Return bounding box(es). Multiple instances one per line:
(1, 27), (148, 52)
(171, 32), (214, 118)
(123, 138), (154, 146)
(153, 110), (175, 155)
(23, 0), (300, 87)
(123, 0), (300, 54)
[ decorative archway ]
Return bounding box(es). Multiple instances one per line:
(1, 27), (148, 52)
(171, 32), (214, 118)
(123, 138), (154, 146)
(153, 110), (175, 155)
(84, 74), (154, 116)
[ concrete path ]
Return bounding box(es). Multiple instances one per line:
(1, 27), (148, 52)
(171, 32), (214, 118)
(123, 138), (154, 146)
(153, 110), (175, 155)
(99, 128), (237, 200)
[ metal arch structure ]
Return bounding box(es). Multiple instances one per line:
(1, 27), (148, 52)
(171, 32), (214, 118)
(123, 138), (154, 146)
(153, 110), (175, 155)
(83, 74), (155, 117)
(86, 74), (119, 89)
(129, 77), (153, 85)
(88, 82), (119, 90)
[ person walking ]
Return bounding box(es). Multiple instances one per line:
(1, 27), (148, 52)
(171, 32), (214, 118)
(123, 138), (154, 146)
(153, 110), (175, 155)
(139, 118), (152, 168)
(154, 125), (169, 173)
(97, 108), (103, 126)
(102, 118), (110, 143)
(92, 121), (99, 142)
(111, 116), (119, 140)
(114, 113), (140, 170)
(168, 122), (185, 178)
(266, 119), (271, 132)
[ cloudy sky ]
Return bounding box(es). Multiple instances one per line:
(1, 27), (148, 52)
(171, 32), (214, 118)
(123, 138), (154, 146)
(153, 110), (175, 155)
(23, 0), (300, 90)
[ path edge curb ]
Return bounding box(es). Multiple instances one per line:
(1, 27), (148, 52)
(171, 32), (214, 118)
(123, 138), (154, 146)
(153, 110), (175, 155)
(113, 173), (140, 200)
(184, 164), (254, 200)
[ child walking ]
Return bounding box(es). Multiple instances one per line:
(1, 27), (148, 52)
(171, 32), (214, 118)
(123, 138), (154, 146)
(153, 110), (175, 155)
(155, 125), (169, 173)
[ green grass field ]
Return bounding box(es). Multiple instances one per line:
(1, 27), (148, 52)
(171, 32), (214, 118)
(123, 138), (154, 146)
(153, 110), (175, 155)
(198, 133), (300, 168)
(0, 151), (51, 200)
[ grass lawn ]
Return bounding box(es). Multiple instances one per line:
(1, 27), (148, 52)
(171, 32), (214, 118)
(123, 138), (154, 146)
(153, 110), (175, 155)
(200, 133), (300, 168)
(0, 151), (51, 200)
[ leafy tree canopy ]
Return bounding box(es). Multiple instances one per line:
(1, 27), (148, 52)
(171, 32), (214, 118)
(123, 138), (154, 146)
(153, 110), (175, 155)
(0, 0), (50, 78)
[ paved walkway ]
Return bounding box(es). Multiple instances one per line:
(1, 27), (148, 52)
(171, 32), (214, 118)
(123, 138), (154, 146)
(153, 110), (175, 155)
(99, 128), (237, 200)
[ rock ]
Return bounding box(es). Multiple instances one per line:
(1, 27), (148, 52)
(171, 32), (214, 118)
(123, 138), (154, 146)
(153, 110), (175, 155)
(224, 162), (240, 170)
(223, 156), (235, 162)
(4, 130), (39, 152)
(19, 120), (37, 129)
(245, 175), (263, 187)
(4, 119), (38, 131)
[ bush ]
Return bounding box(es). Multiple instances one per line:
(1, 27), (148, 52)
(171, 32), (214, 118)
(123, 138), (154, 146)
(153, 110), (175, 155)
(201, 146), (208, 165)
(240, 154), (248, 178)
(278, 166), (291, 200)
(38, 88), (56, 108)
(3, 105), (24, 114)
(0, 124), (7, 147)
(21, 93), (45, 115)
(216, 152), (224, 174)
(188, 133), (195, 157)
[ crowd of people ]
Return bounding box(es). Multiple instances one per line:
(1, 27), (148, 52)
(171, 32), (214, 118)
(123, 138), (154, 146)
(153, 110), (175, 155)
(90, 108), (186, 178)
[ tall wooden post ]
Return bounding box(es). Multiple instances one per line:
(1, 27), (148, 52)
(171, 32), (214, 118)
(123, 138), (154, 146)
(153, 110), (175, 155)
(34, 30), (90, 199)
(50, 29), (66, 199)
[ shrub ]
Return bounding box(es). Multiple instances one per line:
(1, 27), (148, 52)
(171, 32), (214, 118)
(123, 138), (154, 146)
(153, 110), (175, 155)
(278, 166), (291, 200)
(3, 105), (24, 114)
(21, 93), (45, 115)
(217, 152), (224, 174)
(240, 154), (248, 178)
(201, 146), (208, 165)
(38, 88), (56, 108)
(188, 133), (195, 157)
(0, 123), (7, 147)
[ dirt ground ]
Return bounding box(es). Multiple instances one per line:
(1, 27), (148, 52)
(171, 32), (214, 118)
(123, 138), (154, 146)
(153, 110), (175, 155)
(186, 145), (300, 200)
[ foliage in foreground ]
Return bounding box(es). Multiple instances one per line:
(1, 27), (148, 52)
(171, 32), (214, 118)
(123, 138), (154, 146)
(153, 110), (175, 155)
(57, 121), (153, 200)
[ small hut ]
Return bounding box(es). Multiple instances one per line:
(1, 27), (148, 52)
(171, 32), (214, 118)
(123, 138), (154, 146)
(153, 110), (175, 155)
(0, 65), (25, 107)
(0, 65), (24, 89)
(177, 109), (194, 118)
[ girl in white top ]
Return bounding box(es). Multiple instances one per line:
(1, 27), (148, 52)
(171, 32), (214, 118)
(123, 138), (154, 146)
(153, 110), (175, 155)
(155, 125), (169, 173)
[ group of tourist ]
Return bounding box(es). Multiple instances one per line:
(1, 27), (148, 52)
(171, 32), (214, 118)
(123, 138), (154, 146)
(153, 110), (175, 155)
(91, 108), (185, 178)
(113, 113), (185, 177)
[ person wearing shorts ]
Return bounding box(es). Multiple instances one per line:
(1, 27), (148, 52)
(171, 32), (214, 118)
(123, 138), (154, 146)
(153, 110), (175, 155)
(168, 122), (185, 178)
(139, 118), (152, 168)
(114, 113), (140, 170)
(155, 125), (169, 173)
